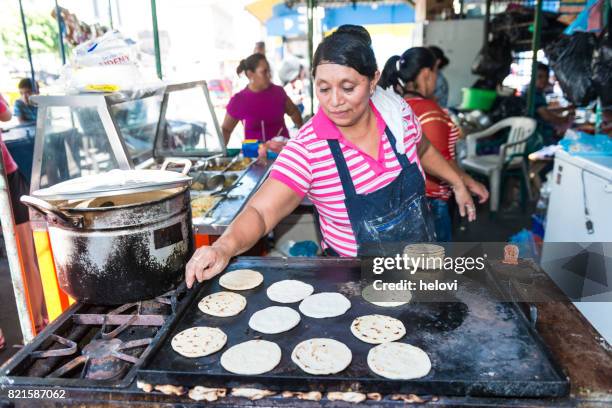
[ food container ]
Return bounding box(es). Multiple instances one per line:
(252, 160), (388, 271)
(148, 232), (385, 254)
(191, 173), (239, 192)
(20, 164), (194, 304)
(242, 139), (260, 158)
(461, 88), (498, 111)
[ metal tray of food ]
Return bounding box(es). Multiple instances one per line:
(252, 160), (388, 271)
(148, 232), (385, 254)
(190, 172), (240, 193)
(202, 157), (254, 172)
(137, 257), (569, 397)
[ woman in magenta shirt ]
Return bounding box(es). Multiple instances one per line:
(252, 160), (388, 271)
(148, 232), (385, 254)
(222, 53), (303, 144)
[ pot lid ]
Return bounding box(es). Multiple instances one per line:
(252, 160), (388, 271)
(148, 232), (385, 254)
(32, 169), (192, 201)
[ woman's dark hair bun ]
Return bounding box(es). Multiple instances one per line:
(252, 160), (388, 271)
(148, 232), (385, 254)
(379, 47), (436, 94)
(236, 59), (246, 75)
(428, 45), (449, 69)
(312, 24), (377, 79)
(236, 53), (267, 75)
(336, 24), (372, 46)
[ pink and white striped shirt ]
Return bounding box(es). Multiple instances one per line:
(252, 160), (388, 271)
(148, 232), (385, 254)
(269, 100), (424, 257)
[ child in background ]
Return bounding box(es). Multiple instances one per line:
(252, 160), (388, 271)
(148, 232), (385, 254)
(13, 78), (38, 124)
(530, 63), (574, 145)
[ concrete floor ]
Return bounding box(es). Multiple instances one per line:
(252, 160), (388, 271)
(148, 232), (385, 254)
(0, 201), (533, 367)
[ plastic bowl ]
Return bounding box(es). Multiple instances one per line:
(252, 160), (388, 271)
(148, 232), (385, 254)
(242, 140), (260, 158)
(461, 88), (498, 111)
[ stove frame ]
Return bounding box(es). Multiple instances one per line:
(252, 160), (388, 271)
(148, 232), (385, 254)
(0, 283), (198, 388)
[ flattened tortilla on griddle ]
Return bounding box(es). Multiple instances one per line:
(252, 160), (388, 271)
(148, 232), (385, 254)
(219, 269), (263, 290)
(350, 314), (406, 344)
(291, 338), (352, 375)
(367, 342), (431, 379)
(266, 279), (314, 303)
(248, 306), (301, 334)
(220, 340), (281, 375)
(171, 326), (227, 358)
(298, 292), (351, 318)
(198, 291), (246, 317)
(361, 283), (412, 307)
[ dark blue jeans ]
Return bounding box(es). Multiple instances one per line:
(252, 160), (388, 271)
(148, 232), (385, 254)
(428, 198), (452, 242)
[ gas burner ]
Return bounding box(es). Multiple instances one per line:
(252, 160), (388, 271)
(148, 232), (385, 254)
(27, 297), (170, 381)
(47, 338), (153, 380)
(140, 299), (168, 315)
(70, 285), (187, 335)
(4, 281), (195, 387)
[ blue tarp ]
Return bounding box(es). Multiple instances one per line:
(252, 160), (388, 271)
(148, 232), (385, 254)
(266, 4), (305, 37)
(266, 3), (415, 37)
(322, 4), (415, 30)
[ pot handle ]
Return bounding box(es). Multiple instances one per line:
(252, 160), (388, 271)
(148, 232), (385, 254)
(161, 158), (192, 175)
(20, 195), (82, 227)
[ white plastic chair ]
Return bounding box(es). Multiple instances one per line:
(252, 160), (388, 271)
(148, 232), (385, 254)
(460, 117), (537, 213)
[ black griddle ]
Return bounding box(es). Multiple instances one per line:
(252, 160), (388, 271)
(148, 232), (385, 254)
(137, 257), (569, 397)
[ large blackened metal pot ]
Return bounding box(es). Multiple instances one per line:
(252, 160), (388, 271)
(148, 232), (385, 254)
(21, 166), (194, 304)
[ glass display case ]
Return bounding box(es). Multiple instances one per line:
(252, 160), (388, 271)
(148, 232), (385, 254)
(154, 82), (225, 160)
(30, 81), (226, 192)
(27, 81), (265, 324)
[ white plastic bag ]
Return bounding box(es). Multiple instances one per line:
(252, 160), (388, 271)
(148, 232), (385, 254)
(73, 30), (137, 67)
(60, 30), (162, 96)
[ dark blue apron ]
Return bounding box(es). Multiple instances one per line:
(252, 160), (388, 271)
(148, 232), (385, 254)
(324, 127), (436, 257)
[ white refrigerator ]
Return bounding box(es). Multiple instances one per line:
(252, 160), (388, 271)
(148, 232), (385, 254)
(542, 150), (612, 344)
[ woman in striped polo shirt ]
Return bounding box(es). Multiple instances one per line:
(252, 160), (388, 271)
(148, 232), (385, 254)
(185, 26), (477, 287)
(380, 48), (489, 241)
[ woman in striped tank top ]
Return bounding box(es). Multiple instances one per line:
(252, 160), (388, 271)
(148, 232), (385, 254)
(380, 48), (489, 241)
(185, 26), (478, 286)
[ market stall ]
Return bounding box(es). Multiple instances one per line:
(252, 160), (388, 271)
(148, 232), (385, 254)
(0, 2), (610, 407)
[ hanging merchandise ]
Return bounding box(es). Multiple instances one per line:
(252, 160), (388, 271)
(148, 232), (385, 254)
(471, 35), (513, 86)
(564, 0), (605, 34)
(545, 32), (598, 106)
(490, 6), (567, 52)
(592, 31), (612, 109)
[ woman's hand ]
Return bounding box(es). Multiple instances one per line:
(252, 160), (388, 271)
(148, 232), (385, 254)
(185, 244), (232, 289)
(184, 178), (304, 289)
(464, 177), (489, 204)
(453, 183), (477, 222)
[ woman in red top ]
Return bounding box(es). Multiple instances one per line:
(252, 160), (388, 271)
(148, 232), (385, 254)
(380, 48), (489, 241)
